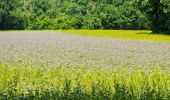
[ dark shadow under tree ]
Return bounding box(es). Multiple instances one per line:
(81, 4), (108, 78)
(148, 0), (170, 34)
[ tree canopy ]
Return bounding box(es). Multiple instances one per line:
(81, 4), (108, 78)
(0, 0), (169, 34)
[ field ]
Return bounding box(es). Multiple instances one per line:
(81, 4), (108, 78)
(0, 30), (170, 99)
(59, 30), (170, 43)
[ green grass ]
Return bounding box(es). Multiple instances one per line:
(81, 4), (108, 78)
(58, 30), (170, 43)
(0, 64), (170, 100)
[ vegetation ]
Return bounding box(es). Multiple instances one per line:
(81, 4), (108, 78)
(0, 0), (169, 33)
(147, 0), (170, 33)
(0, 64), (169, 99)
(59, 30), (170, 43)
(0, 0), (170, 99)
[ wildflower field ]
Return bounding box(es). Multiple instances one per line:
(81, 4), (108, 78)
(0, 30), (170, 99)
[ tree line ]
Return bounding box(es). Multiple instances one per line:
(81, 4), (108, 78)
(0, 0), (169, 33)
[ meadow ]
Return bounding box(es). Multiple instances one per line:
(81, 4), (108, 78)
(59, 30), (170, 43)
(0, 30), (170, 99)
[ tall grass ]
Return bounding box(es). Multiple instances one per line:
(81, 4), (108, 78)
(0, 64), (169, 99)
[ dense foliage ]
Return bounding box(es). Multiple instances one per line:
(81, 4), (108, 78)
(0, 64), (170, 99)
(0, 0), (169, 33)
(147, 0), (170, 33)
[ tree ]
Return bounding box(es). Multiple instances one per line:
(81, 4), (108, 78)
(0, 0), (24, 30)
(0, 0), (155, 30)
(148, 0), (170, 34)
